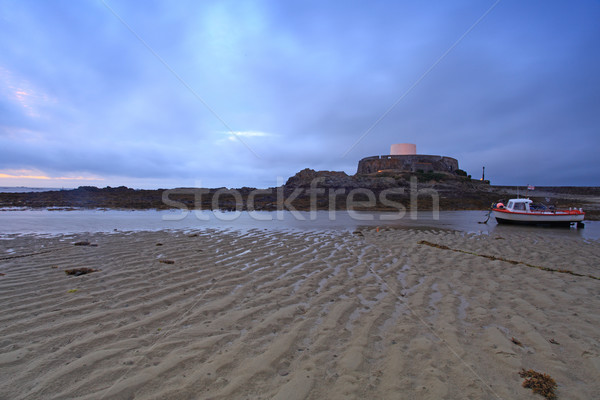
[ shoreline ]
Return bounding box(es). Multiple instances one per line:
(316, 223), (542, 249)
(1, 183), (599, 221)
(1, 228), (599, 399)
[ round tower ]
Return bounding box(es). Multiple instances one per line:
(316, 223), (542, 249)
(390, 143), (416, 155)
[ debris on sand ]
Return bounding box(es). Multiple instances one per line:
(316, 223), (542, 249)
(64, 268), (99, 276)
(159, 259), (175, 265)
(519, 369), (557, 399)
(511, 337), (523, 347)
(73, 241), (91, 246)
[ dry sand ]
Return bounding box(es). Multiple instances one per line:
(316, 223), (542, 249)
(0, 227), (599, 399)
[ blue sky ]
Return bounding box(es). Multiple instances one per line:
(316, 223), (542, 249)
(1, 0), (599, 189)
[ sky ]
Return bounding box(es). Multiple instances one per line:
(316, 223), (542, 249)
(1, 0), (599, 189)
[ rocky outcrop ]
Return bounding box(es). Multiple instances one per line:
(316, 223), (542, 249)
(1, 171), (598, 218)
(284, 168), (354, 187)
(284, 168), (400, 189)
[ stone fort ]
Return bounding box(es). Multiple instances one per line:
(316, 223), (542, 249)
(357, 143), (459, 175)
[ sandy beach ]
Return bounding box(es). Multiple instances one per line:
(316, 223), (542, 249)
(1, 228), (599, 399)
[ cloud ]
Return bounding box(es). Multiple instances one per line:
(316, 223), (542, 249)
(0, 168), (105, 189)
(0, 66), (57, 120)
(0, 1), (598, 188)
(219, 130), (274, 143)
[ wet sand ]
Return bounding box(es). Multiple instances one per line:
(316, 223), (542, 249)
(0, 228), (599, 399)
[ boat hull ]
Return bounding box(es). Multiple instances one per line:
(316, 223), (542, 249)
(493, 210), (584, 226)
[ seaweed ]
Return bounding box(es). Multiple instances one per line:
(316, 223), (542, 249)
(64, 268), (99, 276)
(511, 337), (523, 347)
(417, 240), (450, 250)
(417, 240), (599, 280)
(519, 369), (557, 399)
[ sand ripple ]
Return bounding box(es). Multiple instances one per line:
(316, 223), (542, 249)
(0, 228), (599, 399)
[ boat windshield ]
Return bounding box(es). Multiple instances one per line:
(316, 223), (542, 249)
(513, 202), (527, 211)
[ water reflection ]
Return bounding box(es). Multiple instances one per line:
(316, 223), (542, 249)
(0, 209), (597, 240)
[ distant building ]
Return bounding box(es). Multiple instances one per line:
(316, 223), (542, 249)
(357, 143), (459, 174)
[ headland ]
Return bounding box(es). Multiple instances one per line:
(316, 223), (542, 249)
(1, 143), (598, 219)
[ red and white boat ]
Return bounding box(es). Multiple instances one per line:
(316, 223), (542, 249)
(492, 198), (585, 226)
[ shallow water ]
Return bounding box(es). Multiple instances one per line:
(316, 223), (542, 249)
(0, 209), (598, 240)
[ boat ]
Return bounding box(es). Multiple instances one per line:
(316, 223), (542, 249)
(492, 198), (585, 227)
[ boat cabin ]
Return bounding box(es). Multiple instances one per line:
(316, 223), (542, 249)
(505, 199), (532, 212)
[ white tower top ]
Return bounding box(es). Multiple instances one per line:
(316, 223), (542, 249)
(390, 143), (416, 155)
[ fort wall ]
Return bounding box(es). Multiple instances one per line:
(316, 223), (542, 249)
(357, 154), (459, 175)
